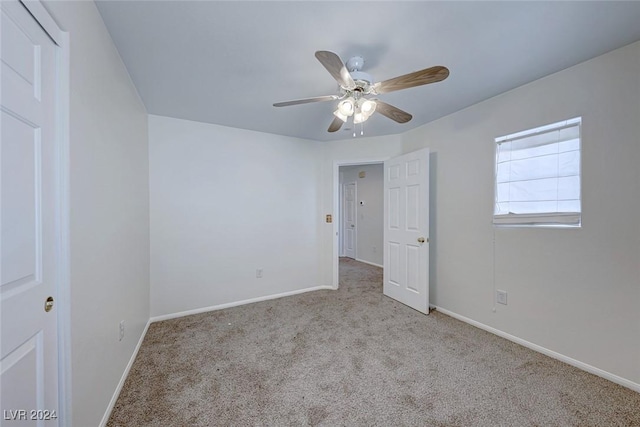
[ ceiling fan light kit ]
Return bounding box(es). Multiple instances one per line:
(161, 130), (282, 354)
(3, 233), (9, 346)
(334, 94), (376, 125)
(273, 50), (449, 136)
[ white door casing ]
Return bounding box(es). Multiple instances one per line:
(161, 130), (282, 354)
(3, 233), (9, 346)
(383, 148), (430, 314)
(1, 0), (60, 423)
(338, 175), (343, 256)
(343, 182), (356, 259)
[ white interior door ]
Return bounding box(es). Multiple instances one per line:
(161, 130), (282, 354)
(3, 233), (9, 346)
(343, 182), (356, 259)
(1, 0), (60, 423)
(383, 148), (430, 314)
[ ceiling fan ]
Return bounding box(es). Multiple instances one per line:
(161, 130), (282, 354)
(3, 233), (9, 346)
(273, 51), (449, 134)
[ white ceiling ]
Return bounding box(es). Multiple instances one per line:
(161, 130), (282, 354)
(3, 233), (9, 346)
(95, 1), (640, 142)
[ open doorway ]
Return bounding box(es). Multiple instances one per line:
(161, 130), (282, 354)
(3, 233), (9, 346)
(333, 149), (431, 312)
(335, 161), (385, 288)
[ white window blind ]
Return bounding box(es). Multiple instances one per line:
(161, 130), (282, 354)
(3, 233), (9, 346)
(494, 117), (581, 226)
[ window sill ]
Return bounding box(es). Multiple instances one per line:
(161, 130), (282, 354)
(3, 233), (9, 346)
(493, 212), (581, 228)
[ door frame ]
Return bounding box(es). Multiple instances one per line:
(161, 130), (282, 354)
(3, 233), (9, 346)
(338, 173), (344, 256)
(16, 1), (72, 424)
(332, 157), (388, 289)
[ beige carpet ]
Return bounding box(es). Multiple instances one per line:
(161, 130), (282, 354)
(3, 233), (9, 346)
(108, 258), (640, 426)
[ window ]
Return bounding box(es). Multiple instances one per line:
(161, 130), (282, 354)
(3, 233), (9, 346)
(494, 117), (581, 226)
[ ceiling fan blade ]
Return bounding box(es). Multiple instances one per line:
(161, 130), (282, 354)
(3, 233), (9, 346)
(328, 116), (344, 133)
(273, 95), (339, 107)
(374, 66), (449, 94)
(375, 100), (412, 123)
(315, 51), (356, 90)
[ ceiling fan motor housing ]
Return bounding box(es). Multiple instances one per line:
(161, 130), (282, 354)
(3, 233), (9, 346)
(346, 55), (374, 89)
(350, 71), (374, 86)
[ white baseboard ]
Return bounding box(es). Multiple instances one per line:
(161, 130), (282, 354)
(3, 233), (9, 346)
(355, 258), (383, 268)
(99, 318), (151, 427)
(431, 305), (640, 393)
(150, 285), (335, 323)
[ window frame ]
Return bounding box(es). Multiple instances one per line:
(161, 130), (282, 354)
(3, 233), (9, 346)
(493, 117), (582, 228)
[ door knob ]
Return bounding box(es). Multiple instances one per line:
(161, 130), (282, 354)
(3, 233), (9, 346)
(44, 296), (54, 312)
(417, 237), (426, 243)
(350, 224), (355, 227)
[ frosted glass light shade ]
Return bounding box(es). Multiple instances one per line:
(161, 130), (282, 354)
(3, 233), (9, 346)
(338, 98), (355, 116)
(360, 99), (376, 115)
(333, 109), (348, 122)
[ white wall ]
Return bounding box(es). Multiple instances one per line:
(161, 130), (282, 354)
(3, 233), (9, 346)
(340, 164), (384, 266)
(403, 41), (640, 386)
(43, 1), (150, 426)
(149, 115), (321, 317)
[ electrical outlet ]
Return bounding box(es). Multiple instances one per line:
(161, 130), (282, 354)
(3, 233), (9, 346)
(496, 290), (508, 305)
(256, 268), (263, 278)
(372, 246), (377, 253)
(119, 320), (125, 341)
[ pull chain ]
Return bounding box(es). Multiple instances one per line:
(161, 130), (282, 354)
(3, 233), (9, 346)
(352, 113), (357, 137)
